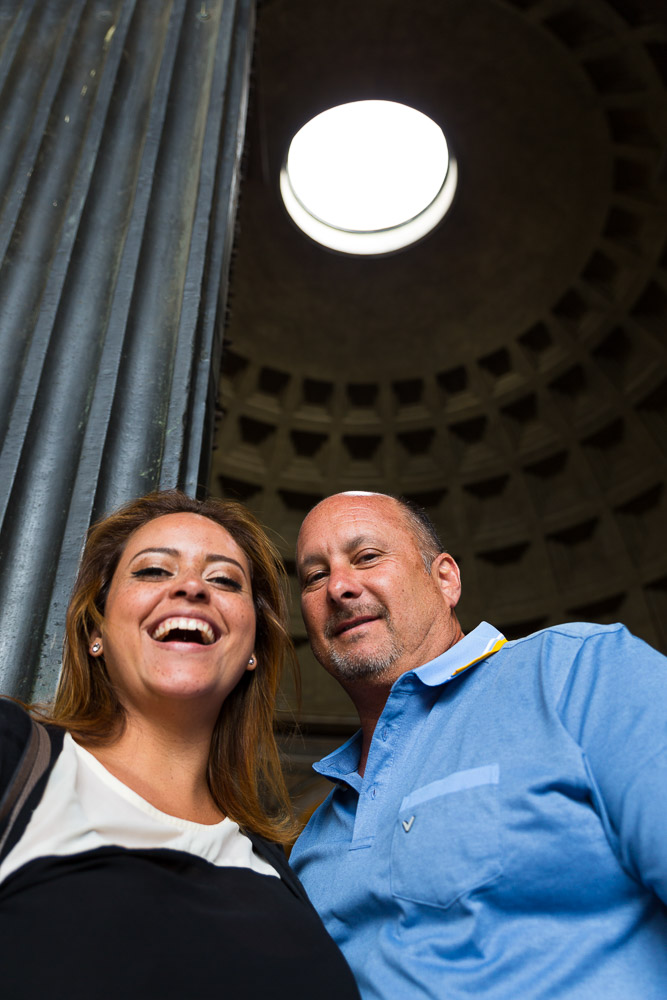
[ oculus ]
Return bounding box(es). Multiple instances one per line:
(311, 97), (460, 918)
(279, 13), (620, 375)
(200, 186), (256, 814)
(280, 100), (457, 255)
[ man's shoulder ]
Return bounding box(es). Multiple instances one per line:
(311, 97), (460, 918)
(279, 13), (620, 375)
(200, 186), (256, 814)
(498, 621), (648, 664)
(498, 621), (665, 694)
(495, 621), (665, 682)
(506, 621), (628, 648)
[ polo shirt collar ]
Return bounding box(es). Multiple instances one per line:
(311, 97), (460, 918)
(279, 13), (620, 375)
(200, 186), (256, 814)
(412, 621), (506, 686)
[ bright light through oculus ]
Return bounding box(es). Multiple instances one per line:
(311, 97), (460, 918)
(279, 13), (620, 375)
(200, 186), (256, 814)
(280, 100), (457, 255)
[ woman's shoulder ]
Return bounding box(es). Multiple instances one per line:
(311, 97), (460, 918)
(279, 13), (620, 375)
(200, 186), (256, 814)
(0, 698), (61, 795)
(0, 697), (31, 727)
(0, 699), (63, 746)
(0, 698), (33, 760)
(0, 698), (34, 807)
(0, 699), (63, 863)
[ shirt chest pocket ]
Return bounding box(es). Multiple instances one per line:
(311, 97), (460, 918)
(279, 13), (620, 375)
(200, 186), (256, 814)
(390, 764), (502, 909)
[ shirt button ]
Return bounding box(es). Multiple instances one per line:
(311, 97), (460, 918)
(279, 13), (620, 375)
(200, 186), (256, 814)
(381, 727), (389, 741)
(370, 786), (377, 799)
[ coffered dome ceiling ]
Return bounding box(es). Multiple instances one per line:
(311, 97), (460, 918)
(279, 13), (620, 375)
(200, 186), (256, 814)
(211, 0), (667, 786)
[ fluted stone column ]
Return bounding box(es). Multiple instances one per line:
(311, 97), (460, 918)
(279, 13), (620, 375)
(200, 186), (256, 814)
(0, 0), (255, 699)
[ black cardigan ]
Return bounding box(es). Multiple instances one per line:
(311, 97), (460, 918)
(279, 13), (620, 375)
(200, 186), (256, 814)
(0, 698), (361, 1000)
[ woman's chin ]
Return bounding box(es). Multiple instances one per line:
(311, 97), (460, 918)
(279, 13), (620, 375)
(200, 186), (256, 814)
(121, 672), (238, 715)
(111, 649), (250, 711)
(150, 673), (232, 703)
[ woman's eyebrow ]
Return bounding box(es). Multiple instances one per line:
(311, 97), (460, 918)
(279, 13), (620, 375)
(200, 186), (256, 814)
(129, 546), (178, 563)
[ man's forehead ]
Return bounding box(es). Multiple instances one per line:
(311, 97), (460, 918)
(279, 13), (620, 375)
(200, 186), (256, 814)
(297, 493), (408, 555)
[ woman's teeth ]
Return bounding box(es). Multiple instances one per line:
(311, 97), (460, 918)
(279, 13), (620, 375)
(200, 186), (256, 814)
(150, 617), (215, 645)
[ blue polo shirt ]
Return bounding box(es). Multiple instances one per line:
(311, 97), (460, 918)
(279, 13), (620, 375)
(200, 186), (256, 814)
(290, 621), (667, 999)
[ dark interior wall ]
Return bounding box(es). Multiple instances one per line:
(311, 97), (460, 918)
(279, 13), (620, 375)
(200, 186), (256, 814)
(211, 1), (667, 803)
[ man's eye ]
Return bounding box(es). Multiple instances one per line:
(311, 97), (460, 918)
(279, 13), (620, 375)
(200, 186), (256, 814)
(304, 570), (326, 587)
(132, 566), (170, 578)
(357, 551), (379, 563)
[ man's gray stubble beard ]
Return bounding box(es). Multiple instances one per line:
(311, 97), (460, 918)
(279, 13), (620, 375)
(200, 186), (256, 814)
(320, 609), (404, 681)
(326, 640), (403, 680)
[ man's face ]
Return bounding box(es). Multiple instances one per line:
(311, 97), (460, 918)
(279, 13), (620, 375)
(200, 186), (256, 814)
(297, 494), (462, 685)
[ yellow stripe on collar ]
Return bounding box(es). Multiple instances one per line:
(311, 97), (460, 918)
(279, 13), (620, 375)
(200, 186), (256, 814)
(451, 637), (508, 677)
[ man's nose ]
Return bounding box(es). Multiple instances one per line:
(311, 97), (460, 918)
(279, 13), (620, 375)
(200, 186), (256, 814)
(327, 566), (362, 602)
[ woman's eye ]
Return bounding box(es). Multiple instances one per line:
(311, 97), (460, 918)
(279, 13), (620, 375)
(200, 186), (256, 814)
(132, 566), (170, 578)
(209, 575), (243, 590)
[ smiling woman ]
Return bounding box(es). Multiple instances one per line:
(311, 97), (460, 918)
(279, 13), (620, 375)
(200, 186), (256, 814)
(0, 491), (360, 1000)
(89, 511), (260, 747)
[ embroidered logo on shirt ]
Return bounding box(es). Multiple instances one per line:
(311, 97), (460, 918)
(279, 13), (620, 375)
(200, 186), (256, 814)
(402, 815), (415, 833)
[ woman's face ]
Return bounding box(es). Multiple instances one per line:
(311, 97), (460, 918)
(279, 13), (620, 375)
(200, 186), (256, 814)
(92, 512), (257, 721)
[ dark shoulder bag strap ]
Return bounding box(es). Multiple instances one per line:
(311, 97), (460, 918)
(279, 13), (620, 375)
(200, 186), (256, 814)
(0, 718), (51, 860)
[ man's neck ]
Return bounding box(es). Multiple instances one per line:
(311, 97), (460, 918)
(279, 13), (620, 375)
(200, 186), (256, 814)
(349, 684), (393, 777)
(345, 623), (466, 776)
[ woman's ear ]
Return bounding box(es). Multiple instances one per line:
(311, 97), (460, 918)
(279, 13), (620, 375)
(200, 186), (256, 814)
(89, 633), (104, 657)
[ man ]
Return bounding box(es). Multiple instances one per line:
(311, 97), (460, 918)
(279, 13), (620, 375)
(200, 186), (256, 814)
(290, 491), (667, 1000)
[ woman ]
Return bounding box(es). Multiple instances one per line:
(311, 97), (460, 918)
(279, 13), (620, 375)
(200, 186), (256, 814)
(0, 490), (359, 1000)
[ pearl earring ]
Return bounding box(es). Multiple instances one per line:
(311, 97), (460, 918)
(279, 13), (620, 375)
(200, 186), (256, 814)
(248, 656), (255, 666)
(91, 641), (102, 654)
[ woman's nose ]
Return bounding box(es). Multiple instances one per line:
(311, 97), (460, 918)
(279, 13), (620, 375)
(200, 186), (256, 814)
(171, 573), (208, 600)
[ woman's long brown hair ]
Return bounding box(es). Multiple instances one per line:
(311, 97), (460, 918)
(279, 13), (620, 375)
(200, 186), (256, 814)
(32, 490), (299, 843)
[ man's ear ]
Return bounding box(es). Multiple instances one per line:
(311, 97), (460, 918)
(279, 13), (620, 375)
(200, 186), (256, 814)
(431, 553), (462, 608)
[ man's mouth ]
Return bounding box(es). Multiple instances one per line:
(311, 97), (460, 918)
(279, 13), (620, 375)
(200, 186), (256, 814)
(331, 615), (381, 638)
(149, 617), (217, 645)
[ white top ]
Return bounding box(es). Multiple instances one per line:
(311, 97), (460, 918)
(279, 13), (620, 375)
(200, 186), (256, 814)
(0, 733), (278, 883)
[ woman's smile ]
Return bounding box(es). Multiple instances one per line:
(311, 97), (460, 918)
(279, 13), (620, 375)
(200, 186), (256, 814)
(149, 615), (219, 645)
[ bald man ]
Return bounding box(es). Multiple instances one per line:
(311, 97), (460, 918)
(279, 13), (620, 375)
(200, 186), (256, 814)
(290, 491), (667, 1000)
